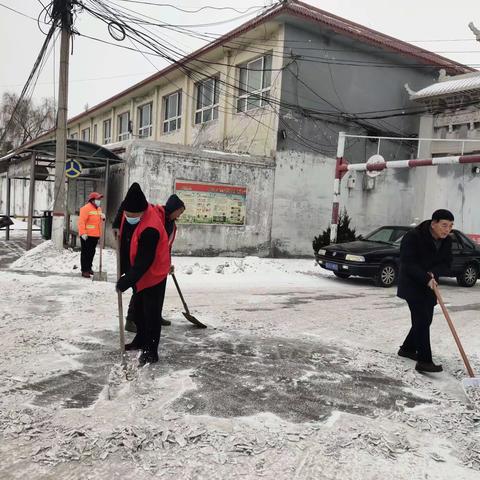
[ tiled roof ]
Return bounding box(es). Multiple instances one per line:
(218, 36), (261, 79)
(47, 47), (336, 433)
(409, 74), (480, 100)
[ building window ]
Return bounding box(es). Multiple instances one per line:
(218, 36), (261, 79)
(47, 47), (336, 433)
(195, 77), (219, 125)
(93, 124), (98, 143)
(103, 119), (112, 144)
(163, 91), (182, 133)
(138, 103), (153, 138)
(237, 54), (272, 112)
(118, 112), (130, 141)
(81, 127), (90, 142)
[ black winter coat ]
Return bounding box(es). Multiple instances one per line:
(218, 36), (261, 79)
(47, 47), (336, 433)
(397, 220), (452, 302)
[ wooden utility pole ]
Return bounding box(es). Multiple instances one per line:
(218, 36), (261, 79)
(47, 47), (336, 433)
(52, 0), (73, 249)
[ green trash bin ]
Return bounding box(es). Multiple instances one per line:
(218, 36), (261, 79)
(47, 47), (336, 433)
(41, 211), (52, 240)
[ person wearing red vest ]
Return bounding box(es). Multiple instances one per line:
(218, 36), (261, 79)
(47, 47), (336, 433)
(78, 192), (104, 278)
(113, 194), (185, 332)
(116, 183), (170, 366)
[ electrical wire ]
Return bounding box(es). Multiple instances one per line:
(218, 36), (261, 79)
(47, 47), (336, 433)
(114, 0), (265, 14)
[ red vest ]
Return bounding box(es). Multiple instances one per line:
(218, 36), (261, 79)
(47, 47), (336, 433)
(155, 205), (177, 250)
(121, 204), (170, 292)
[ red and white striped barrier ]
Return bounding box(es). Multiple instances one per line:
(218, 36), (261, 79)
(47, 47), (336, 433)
(339, 154), (480, 173)
(329, 131), (480, 244)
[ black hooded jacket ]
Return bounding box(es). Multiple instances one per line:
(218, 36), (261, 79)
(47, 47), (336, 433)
(397, 220), (452, 302)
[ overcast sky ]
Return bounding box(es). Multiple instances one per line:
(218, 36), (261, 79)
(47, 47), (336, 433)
(1, 0), (479, 117)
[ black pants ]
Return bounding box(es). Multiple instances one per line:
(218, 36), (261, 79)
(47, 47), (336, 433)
(126, 277), (168, 324)
(131, 279), (167, 353)
(80, 236), (99, 273)
(402, 296), (436, 362)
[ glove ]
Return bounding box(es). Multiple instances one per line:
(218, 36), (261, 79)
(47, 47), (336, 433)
(101, 213), (106, 220)
(116, 275), (131, 293)
(169, 265), (175, 274)
(81, 234), (88, 241)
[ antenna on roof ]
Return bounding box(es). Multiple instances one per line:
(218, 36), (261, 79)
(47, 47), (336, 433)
(468, 22), (480, 41)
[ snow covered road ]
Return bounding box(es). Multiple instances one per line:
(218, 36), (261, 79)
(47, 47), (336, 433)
(0, 242), (479, 479)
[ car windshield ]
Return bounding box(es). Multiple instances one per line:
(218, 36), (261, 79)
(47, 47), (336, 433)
(364, 227), (410, 245)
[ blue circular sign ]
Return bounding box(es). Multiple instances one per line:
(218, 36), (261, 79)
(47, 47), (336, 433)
(65, 159), (82, 178)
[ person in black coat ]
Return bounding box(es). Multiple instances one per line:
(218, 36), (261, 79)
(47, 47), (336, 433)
(113, 194), (185, 333)
(115, 183), (170, 366)
(397, 209), (454, 373)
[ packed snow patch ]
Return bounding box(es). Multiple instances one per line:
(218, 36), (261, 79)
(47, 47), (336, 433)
(8, 241), (329, 287)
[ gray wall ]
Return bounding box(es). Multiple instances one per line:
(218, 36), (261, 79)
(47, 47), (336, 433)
(123, 141), (275, 256)
(277, 22), (440, 163)
(271, 150), (417, 257)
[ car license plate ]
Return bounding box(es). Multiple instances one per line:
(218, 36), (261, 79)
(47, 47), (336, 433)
(325, 262), (338, 271)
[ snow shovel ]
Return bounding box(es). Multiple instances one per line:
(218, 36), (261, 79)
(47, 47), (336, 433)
(115, 235), (126, 363)
(170, 273), (207, 328)
(433, 284), (480, 401)
(92, 228), (108, 281)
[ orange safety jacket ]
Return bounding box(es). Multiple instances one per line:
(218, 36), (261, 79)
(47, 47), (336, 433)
(120, 204), (170, 292)
(78, 201), (103, 237)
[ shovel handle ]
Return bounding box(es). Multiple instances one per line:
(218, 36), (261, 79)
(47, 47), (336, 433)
(116, 235), (125, 356)
(171, 273), (190, 314)
(433, 284), (475, 377)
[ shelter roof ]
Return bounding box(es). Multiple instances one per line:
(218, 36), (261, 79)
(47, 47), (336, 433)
(0, 139), (123, 170)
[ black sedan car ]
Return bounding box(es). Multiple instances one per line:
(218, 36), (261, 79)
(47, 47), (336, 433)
(315, 226), (480, 287)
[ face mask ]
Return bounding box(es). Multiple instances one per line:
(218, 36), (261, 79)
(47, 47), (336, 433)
(125, 216), (141, 225)
(94, 200), (101, 207)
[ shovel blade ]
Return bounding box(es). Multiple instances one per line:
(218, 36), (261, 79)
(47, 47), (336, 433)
(182, 311), (207, 329)
(92, 271), (108, 282)
(462, 377), (480, 403)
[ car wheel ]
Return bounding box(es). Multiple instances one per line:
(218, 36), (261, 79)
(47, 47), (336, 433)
(333, 272), (351, 279)
(457, 264), (478, 287)
(374, 263), (397, 288)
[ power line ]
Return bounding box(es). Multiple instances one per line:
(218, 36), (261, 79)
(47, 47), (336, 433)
(0, 23), (57, 146)
(114, 0), (265, 14)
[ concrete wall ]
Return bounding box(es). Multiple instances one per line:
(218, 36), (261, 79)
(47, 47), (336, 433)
(271, 150), (417, 256)
(277, 22), (440, 162)
(120, 140), (275, 256)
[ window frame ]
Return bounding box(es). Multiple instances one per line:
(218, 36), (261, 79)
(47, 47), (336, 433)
(103, 119), (112, 144)
(163, 91), (182, 134)
(194, 76), (220, 125)
(81, 127), (90, 142)
(236, 53), (272, 113)
(117, 111), (130, 141)
(138, 102), (153, 138)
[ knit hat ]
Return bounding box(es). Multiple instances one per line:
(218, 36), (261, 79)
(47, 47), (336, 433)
(123, 183), (148, 213)
(432, 209), (454, 222)
(165, 194), (186, 215)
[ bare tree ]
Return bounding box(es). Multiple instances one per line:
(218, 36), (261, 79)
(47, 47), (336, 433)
(0, 92), (56, 155)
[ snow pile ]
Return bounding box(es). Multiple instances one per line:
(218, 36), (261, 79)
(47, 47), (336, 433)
(177, 256), (305, 276)
(9, 240), (81, 273)
(9, 241), (327, 284)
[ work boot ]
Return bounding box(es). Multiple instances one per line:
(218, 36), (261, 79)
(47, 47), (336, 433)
(125, 340), (141, 351)
(81, 271), (91, 278)
(160, 317), (171, 326)
(415, 361), (443, 373)
(89, 270), (94, 275)
(138, 350), (159, 367)
(125, 319), (137, 333)
(398, 347), (417, 361)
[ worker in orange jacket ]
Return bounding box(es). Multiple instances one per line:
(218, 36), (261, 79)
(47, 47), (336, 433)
(78, 192), (104, 278)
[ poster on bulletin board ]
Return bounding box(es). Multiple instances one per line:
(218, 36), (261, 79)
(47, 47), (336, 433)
(175, 180), (246, 225)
